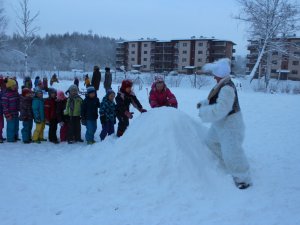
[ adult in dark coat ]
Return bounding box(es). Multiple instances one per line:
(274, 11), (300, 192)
(104, 67), (112, 93)
(91, 66), (101, 91)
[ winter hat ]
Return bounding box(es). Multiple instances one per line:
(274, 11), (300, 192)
(106, 89), (115, 97)
(121, 79), (133, 91)
(105, 67), (110, 72)
(6, 79), (17, 89)
(57, 91), (66, 101)
(86, 86), (96, 94)
(48, 88), (57, 96)
(94, 65), (100, 70)
(203, 58), (231, 78)
(22, 88), (32, 97)
(68, 84), (79, 92)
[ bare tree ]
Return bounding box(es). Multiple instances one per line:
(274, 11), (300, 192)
(16, 0), (39, 75)
(235, 0), (300, 86)
(0, 0), (7, 49)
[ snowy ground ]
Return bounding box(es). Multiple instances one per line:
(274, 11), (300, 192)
(0, 79), (300, 225)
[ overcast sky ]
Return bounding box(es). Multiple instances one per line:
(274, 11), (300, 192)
(4, 0), (251, 56)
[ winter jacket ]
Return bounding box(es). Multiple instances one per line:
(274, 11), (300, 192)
(84, 77), (91, 87)
(64, 95), (83, 117)
(50, 76), (59, 86)
(104, 72), (112, 90)
(198, 77), (251, 184)
(44, 97), (57, 121)
(149, 85), (178, 108)
(32, 97), (45, 122)
(56, 99), (67, 123)
(81, 96), (100, 120)
(34, 78), (40, 87)
(2, 89), (20, 118)
(100, 96), (116, 123)
(91, 69), (101, 90)
(115, 91), (143, 117)
(19, 96), (33, 121)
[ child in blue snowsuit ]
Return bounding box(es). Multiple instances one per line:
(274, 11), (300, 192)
(100, 89), (116, 141)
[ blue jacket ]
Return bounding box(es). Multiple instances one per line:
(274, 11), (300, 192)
(100, 96), (116, 122)
(32, 97), (45, 122)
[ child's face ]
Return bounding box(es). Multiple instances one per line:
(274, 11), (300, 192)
(156, 82), (164, 92)
(88, 92), (96, 98)
(125, 87), (132, 93)
(108, 93), (115, 101)
(70, 90), (78, 96)
(25, 93), (32, 97)
(50, 93), (56, 98)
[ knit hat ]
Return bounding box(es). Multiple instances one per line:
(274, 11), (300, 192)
(22, 88), (32, 97)
(94, 65), (100, 70)
(203, 58), (231, 78)
(106, 89), (115, 97)
(68, 84), (79, 92)
(48, 88), (57, 96)
(121, 79), (133, 91)
(86, 86), (96, 94)
(105, 67), (110, 71)
(6, 79), (17, 89)
(57, 91), (66, 101)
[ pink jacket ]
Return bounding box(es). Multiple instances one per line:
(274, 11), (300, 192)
(149, 83), (178, 108)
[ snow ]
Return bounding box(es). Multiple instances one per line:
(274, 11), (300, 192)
(0, 79), (300, 225)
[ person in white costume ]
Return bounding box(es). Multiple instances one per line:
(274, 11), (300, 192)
(197, 58), (251, 189)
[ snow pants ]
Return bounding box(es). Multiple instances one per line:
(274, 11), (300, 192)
(21, 120), (33, 142)
(32, 122), (45, 141)
(117, 115), (129, 137)
(205, 124), (251, 184)
(85, 120), (97, 142)
(6, 117), (19, 142)
(60, 122), (68, 142)
(68, 116), (81, 142)
(100, 121), (114, 141)
(48, 119), (58, 142)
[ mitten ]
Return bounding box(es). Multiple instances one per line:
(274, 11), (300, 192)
(140, 109), (147, 113)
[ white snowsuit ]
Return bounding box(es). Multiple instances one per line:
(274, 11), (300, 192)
(199, 78), (251, 184)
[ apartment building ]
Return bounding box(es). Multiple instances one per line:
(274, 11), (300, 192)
(246, 37), (300, 81)
(116, 37), (236, 74)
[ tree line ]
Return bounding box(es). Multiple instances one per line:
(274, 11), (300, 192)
(0, 32), (118, 73)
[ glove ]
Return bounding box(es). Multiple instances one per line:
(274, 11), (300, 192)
(125, 111), (133, 119)
(196, 103), (202, 109)
(81, 119), (87, 126)
(100, 115), (106, 124)
(140, 109), (147, 113)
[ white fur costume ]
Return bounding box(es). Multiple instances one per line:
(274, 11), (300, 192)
(199, 79), (251, 184)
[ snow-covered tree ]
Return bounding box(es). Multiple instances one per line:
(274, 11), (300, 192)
(0, 0), (7, 49)
(16, 0), (39, 75)
(235, 0), (300, 86)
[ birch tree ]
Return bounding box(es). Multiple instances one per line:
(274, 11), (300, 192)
(235, 0), (300, 86)
(16, 0), (39, 75)
(0, 0), (7, 49)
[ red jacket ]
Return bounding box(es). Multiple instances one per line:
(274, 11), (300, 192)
(149, 84), (178, 108)
(44, 98), (57, 121)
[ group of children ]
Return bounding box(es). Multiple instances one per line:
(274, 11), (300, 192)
(0, 75), (154, 145)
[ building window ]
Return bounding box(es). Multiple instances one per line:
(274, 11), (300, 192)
(144, 44), (148, 47)
(198, 42), (203, 47)
(272, 51), (278, 56)
(131, 58), (135, 61)
(198, 58), (202, 62)
(182, 50), (187, 54)
(143, 58), (147, 62)
(144, 51), (148, 54)
(131, 51), (135, 54)
(293, 61), (299, 66)
(143, 65), (147, 68)
(183, 43), (188, 47)
(271, 69), (277, 73)
(198, 50), (203, 54)
(131, 44), (136, 48)
(272, 60), (277, 65)
(182, 66), (185, 70)
(182, 58), (187, 62)
(294, 52), (300, 56)
(291, 70), (298, 74)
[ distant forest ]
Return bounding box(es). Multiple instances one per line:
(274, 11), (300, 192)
(0, 32), (119, 73)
